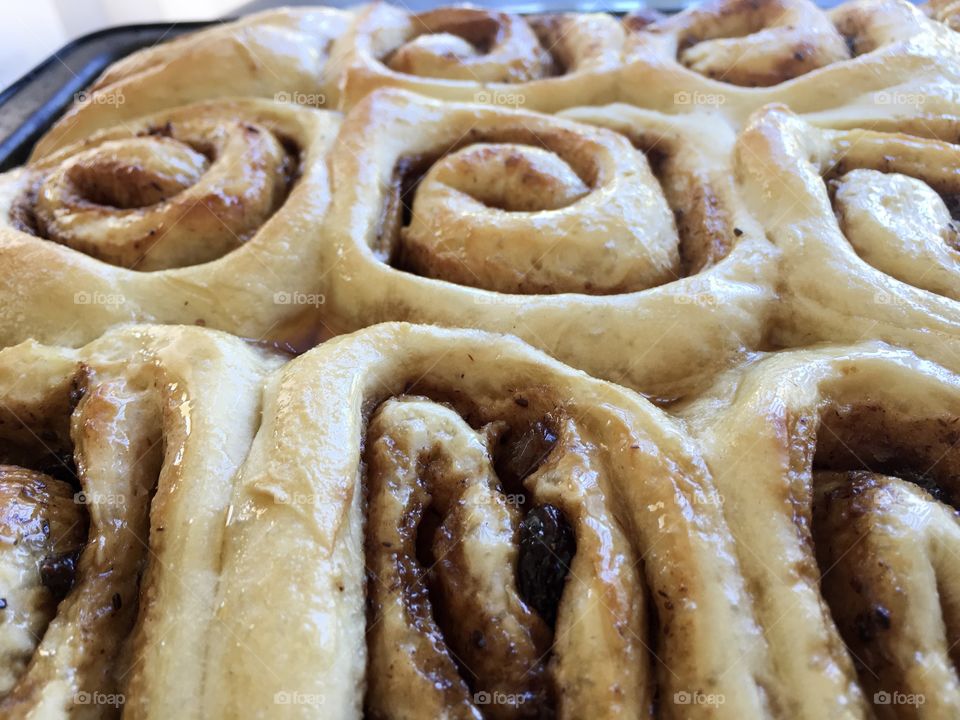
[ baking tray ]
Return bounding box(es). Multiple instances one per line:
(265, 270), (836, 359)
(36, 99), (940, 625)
(0, 22), (213, 171)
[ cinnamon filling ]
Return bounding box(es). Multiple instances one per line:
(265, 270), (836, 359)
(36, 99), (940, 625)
(0, 364), (162, 711)
(378, 131), (597, 271)
(382, 8), (560, 83)
(362, 389), (651, 718)
(10, 122), (301, 271)
(801, 402), (960, 705)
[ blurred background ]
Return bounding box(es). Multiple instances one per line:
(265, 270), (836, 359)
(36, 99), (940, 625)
(3, 0), (239, 89)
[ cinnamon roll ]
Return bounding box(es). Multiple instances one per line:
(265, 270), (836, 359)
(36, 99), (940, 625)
(621, 0), (960, 127)
(324, 89), (776, 399)
(0, 98), (339, 349)
(675, 342), (960, 718)
(32, 7), (351, 159)
(0, 324), (280, 718)
(330, 4), (625, 112)
(207, 321), (769, 718)
(736, 105), (960, 377)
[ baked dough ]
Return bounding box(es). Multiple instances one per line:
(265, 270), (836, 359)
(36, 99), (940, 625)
(331, 3), (626, 111)
(923, 0), (960, 28)
(31, 7), (351, 159)
(735, 104), (960, 376)
(0, 98), (339, 349)
(0, 325), (280, 718)
(324, 89), (776, 399)
(620, 0), (960, 129)
(207, 321), (768, 719)
(675, 342), (960, 719)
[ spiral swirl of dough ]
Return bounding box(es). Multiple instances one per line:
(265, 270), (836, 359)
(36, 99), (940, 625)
(332, 4), (626, 112)
(0, 98), (339, 349)
(325, 89), (776, 398)
(382, 7), (555, 82)
(620, 0), (960, 128)
(0, 326), (279, 719)
(206, 322), (770, 719)
(384, 113), (678, 295)
(833, 165), (960, 301)
(677, 342), (960, 719)
(645, 0), (852, 87)
(735, 105), (960, 377)
(27, 118), (294, 271)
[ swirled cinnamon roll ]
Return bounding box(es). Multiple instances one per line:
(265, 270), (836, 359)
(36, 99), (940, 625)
(206, 322), (769, 718)
(736, 105), (960, 378)
(32, 7), (351, 159)
(675, 342), (960, 719)
(621, 0), (960, 127)
(0, 98), (339, 349)
(0, 325), (280, 718)
(330, 4), (625, 112)
(324, 89), (776, 398)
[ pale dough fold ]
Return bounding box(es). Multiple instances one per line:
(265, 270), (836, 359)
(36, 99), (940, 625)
(735, 104), (960, 377)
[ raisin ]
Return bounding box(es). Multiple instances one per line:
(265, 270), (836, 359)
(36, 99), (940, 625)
(517, 504), (575, 627)
(39, 550), (81, 602)
(941, 193), (960, 223)
(495, 419), (558, 492)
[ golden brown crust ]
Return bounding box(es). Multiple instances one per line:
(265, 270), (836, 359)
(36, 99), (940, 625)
(1, 3), (960, 715)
